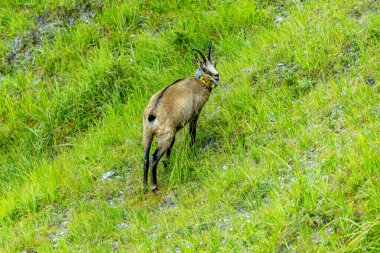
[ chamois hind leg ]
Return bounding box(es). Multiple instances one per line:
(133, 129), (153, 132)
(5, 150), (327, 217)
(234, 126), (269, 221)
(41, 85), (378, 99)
(143, 131), (153, 190)
(163, 137), (175, 168)
(151, 134), (175, 193)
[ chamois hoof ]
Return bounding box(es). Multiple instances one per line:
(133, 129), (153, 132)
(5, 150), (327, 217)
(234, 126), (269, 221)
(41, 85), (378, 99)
(151, 185), (160, 194)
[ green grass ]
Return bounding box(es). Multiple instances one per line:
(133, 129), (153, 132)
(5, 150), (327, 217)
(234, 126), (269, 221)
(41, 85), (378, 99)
(0, 0), (379, 251)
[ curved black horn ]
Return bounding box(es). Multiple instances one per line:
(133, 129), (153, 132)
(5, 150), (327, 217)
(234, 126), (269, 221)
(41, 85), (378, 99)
(192, 48), (207, 63)
(208, 41), (213, 60)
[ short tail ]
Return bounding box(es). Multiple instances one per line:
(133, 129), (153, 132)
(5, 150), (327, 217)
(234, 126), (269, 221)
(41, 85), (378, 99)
(148, 114), (156, 123)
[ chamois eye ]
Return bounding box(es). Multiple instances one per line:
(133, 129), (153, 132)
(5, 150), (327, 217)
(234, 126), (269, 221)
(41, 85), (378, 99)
(202, 68), (212, 76)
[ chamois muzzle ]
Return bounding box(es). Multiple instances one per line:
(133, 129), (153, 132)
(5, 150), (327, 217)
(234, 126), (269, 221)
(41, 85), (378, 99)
(213, 73), (220, 84)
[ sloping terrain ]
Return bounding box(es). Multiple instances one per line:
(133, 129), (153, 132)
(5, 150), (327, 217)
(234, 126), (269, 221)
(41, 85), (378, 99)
(0, 0), (379, 251)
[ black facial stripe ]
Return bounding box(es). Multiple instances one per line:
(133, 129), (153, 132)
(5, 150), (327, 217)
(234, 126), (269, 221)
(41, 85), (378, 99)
(202, 68), (213, 76)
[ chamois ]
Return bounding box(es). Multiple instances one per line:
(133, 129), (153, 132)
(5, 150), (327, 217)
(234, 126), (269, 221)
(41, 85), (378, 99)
(142, 41), (220, 192)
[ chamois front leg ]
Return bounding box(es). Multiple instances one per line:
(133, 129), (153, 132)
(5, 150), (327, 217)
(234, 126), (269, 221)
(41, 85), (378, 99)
(189, 115), (199, 158)
(189, 115), (199, 147)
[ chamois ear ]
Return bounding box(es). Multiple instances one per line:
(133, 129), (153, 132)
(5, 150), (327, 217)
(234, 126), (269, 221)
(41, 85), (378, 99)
(208, 41), (213, 61)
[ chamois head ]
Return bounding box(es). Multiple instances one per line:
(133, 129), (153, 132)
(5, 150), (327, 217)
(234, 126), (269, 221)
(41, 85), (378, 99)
(193, 41), (220, 86)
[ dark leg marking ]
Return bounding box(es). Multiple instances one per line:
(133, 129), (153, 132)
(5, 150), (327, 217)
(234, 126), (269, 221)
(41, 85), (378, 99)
(143, 145), (151, 188)
(151, 136), (175, 192)
(189, 115), (199, 147)
(143, 134), (153, 189)
(151, 148), (165, 193)
(164, 137), (176, 168)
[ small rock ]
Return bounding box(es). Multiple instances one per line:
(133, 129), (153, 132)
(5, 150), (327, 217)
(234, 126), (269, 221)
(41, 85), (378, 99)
(159, 193), (178, 209)
(116, 222), (129, 229)
(68, 17), (75, 26)
(32, 30), (40, 44)
(61, 220), (69, 227)
(10, 50), (17, 58)
(14, 38), (21, 47)
(314, 232), (321, 243)
(202, 138), (214, 151)
(222, 165), (227, 171)
(108, 200), (118, 208)
(101, 170), (115, 181)
(124, 138), (132, 145)
(89, 11), (96, 18)
(325, 226), (333, 234)
(277, 63), (285, 69)
(59, 227), (68, 235)
(341, 87), (348, 96)
(112, 241), (119, 251)
(275, 16), (285, 24)
(81, 13), (89, 23)
(22, 250), (37, 253)
(366, 77), (376, 86)
(308, 161), (316, 170)
(242, 68), (253, 74)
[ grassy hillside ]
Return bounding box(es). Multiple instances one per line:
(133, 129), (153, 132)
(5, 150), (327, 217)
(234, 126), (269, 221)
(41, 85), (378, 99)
(0, 0), (379, 251)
